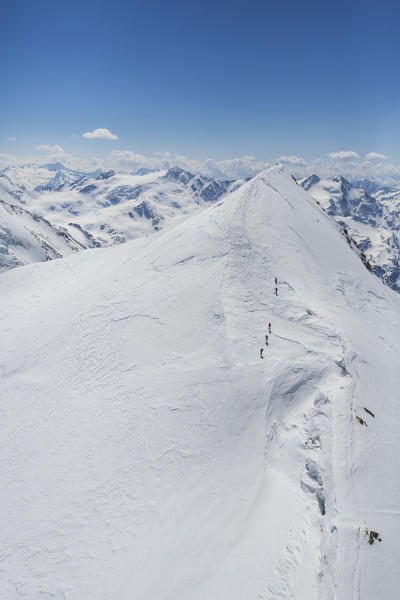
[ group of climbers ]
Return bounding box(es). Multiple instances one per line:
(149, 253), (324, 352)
(260, 321), (272, 358)
(260, 280), (276, 358)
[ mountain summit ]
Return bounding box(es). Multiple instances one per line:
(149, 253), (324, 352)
(1, 167), (399, 599)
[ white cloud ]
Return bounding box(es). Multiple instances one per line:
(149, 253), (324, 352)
(5, 137), (16, 143)
(83, 128), (118, 140)
(37, 148), (398, 184)
(200, 156), (272, 179)
(303, 154), (400, 184)
(276, 155), (306, 166)
(365, 152), (387, 161)
(327, 151), (360, 160)
(35, 144), (65, 154)
(2, 146), (400, 185)
(0, 152), (19, 168)
(107, 150), (273, 179)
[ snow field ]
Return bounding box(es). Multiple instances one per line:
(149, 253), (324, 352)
(1, 167), (399, 599)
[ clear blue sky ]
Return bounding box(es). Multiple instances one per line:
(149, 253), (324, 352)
(1, 0), (399, 161)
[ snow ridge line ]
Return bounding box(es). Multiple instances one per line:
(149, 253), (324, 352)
(232, 175), (367, 598)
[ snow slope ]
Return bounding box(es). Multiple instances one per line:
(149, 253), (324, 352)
(1, 166), (399, 599)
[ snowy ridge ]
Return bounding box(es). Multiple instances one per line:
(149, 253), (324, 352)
(0, 162), (99, 192)
(0, 197), (88, 271)
(1, 166), (399, 599)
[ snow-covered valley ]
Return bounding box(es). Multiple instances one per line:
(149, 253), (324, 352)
(1, 166), (399, 599)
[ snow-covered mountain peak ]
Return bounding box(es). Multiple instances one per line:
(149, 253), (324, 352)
(41, 161), (69, 171)
(300, 173), (320, 190)
(96, 169), (115, 180)
(1, 166), (400, 599)
(0, 162), (95, 192)
(162, 165), (195, 184)
(2, 160), (400, 298)
(351, 177), (396, 196)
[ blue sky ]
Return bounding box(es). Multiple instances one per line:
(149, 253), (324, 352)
(1, 0), (399, 172)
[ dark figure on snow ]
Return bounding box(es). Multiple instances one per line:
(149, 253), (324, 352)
(275, 287), (278, 296)
(275, 277), (278, 285)
(268, 322), (271, 333)
(265, 334), (269, 344)
(260, 348), (264, 359)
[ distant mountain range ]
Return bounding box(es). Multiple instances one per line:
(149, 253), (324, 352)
(299, 174), (400, 292)
(1, 161), (400, 295)
(0, 163), (242, 272)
